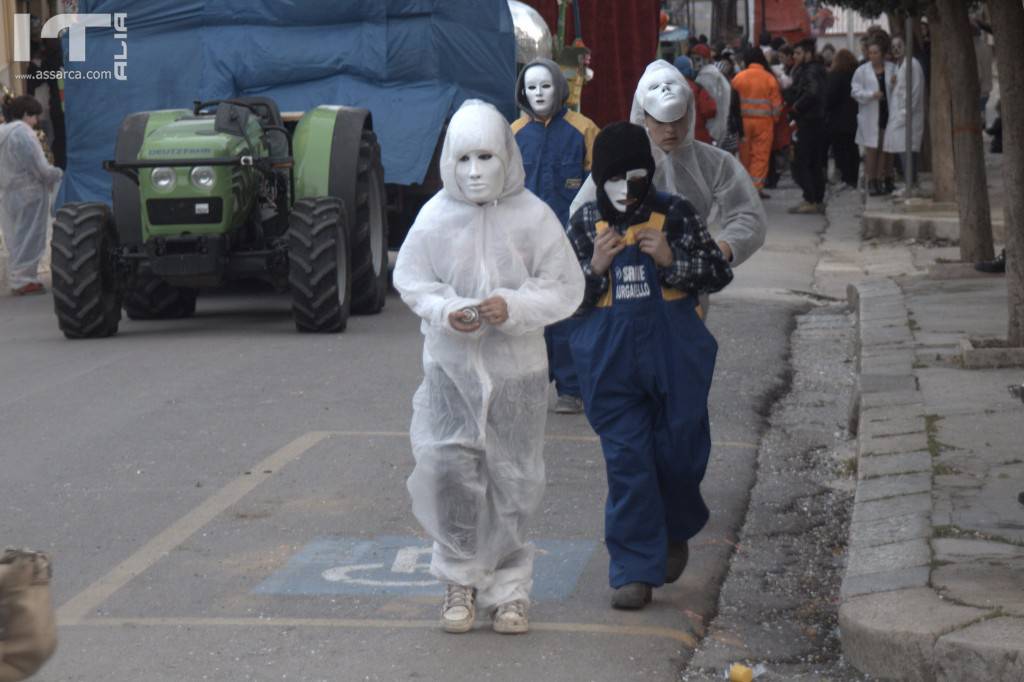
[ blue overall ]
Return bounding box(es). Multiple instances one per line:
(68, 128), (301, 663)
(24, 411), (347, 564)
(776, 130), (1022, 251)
(570, 211), (718, 589)
(513, 107), (597, 400)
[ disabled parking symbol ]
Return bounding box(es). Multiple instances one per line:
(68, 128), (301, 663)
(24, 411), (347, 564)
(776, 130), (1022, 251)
(254, 535), (596, 601)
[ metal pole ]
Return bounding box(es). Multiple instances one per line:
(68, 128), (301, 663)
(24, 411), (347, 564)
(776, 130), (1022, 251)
(905, 15), (915, 195)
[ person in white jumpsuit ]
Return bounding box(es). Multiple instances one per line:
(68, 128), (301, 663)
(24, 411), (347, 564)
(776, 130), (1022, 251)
(393, 100), (585, 635)
(0, 96), (63, 295)
(570, 60), (766, 271)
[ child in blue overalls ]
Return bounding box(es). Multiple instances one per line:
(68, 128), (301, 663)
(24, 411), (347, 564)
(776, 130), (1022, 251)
(566, 122), (733, 609)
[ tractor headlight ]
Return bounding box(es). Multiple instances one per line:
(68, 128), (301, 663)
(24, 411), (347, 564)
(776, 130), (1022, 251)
(151, 167), (176, 191)
(190, 166), (216, 190)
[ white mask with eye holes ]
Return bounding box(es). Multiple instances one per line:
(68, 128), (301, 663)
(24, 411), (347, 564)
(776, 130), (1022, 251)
(523, 65), (557, 119)
(603, 169), (649, 214)
(455, 150), (506, 204)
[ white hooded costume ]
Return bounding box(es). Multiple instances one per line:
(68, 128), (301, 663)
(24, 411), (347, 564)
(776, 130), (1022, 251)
(570, 61), (766, 267)
(696, 64), (733, 145)
(393, 100), (585, 608)
(0, 120), (63, 289)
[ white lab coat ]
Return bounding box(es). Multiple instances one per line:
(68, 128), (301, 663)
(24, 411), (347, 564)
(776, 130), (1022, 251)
(393, 100), (585, 609)
(851, 61), (896, 148)
(883, 57), (925, 154)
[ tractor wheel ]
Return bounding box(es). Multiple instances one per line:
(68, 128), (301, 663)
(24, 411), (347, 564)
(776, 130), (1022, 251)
(51, 203), (123, 339)
(124, 277), (197, 320)
(287, 197), (351, 333)
(350, 130), (389, 315)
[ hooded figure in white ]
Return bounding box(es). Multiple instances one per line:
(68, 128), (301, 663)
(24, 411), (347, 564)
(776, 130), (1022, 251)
(0, 118), (63, 290)
(394, 100), (585, 617)
(570, 60), (766, 268)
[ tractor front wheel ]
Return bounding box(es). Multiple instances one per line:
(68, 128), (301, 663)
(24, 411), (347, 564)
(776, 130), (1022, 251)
(124, 277), (197, 320)
(51, 203), (123, 339)
(287, 197), (351, 333)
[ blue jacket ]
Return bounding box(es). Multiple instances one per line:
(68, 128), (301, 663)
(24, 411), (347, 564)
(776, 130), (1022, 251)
(512, 107), (599, 226)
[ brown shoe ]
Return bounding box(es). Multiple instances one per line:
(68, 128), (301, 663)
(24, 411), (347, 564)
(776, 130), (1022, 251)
(12, 282), (45, 296)
(665, 541), (690, 583)
(611, 582), (652, 610)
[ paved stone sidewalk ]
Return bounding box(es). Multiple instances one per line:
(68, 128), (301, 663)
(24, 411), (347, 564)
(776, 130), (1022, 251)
(840, 268), (1024, 680)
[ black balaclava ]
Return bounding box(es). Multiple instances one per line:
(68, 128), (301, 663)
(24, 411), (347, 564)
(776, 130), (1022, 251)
(591, 122), (656, 224)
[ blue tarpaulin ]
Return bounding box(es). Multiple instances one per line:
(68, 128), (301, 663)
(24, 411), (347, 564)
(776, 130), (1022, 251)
(62, 0), (517, 205)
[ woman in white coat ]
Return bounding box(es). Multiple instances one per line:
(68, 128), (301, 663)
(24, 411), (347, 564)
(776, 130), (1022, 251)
(851, 36), (896, 195)
(883, 36), (926, 178)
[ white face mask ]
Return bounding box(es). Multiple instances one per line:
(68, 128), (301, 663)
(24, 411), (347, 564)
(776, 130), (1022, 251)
(648, 79), (684, 107)
(455, 150), (506, 204)
(523, 65), (557, 119)
(603, 169), (649, 214)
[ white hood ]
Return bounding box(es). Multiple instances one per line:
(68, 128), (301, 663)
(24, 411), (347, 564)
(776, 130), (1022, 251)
(439, 99), (526, 205)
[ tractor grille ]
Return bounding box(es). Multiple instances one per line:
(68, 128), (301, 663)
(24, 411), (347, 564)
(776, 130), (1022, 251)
(147, 198), (223, 225)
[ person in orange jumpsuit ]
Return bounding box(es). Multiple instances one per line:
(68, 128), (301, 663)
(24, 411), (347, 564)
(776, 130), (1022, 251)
(730, 47), (782, 196)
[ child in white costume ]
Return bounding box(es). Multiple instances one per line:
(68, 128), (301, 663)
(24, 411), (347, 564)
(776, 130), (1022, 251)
(393, 100), (585, 634)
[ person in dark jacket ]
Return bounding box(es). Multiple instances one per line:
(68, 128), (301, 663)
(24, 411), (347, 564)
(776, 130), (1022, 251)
(784, 38), (829, 213)
(827, 49), (861, 188)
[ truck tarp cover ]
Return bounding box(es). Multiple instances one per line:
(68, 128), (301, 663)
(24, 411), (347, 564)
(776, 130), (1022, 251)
(62, 0), (517, 204)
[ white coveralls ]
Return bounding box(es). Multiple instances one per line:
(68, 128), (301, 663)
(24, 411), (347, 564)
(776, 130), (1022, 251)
(570, 61), (766, 268)
(0, 121), (62, 290)
(393, 100), (585, 609)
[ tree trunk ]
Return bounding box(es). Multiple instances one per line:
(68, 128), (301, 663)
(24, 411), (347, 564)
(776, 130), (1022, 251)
(926, 4), (955, 199)
(988, 0), (1024, 346)
(935, 0), (994, 263)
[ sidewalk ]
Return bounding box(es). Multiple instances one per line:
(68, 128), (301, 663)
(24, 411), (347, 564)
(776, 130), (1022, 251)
(825, 182), (1024, 680)
(861, 152), (1007, 246)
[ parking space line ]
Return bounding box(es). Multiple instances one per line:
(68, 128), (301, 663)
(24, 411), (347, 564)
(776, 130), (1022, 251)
(56, 431), (333, 626)
(69, 616), (697, 646)
(56, 428), (756, 626)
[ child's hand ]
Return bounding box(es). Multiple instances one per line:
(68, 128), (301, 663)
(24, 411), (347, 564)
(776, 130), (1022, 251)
(448, 310), (481, 333)
(591, 230), (625, 276)
(478, 296), (509, 325)
(636, 229), (673, 267)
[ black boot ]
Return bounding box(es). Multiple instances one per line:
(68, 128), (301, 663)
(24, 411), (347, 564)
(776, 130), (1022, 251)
(884, 177), (895, 194)
(665, 541), (690, 583)
(611, 583), (653, 610)
(868, 180), (882, 196)
(975, 249), (1006, 274)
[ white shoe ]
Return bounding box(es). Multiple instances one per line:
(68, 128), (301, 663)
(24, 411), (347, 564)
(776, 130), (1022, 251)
(554, 395), (584, 414)
(441, 584), (476, 634)
(492, 600), (529, 634)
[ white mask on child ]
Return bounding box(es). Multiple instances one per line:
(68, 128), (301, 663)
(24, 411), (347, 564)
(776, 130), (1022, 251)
(455, 150), (506, 204)
(523, 65), (557, 119)
(603, 169), (649, 213)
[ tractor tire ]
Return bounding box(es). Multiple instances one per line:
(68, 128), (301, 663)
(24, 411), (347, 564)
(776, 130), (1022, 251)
(123, 277), (198, 320)
(350, 130), (389, 315)
(51, 203), (123, 339)
(288, 197), (351, 333)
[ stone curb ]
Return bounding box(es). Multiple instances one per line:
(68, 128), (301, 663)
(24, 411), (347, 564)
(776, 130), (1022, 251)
(839, 278), (1024, 680)
(862, 211), (1007, 244)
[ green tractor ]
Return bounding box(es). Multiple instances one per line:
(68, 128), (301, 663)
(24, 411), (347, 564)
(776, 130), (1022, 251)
(51, 97), (389, 338)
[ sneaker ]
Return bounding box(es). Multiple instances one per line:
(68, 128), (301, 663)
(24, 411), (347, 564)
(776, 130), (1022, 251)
(758, 191), (771, 200)
(441, 584), (476, 633)
(492, 600), (529, 634)
(610, 582), (652, 610)
(788, 201), (819, 215)
(975, 249), (1006, 274)
(665, 541), (690, 583)
(554, 395), (584, 414)
(12, 282), (45, 296)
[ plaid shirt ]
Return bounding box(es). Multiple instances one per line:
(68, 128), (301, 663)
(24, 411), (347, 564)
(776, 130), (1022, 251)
(567, 192), (733, 310)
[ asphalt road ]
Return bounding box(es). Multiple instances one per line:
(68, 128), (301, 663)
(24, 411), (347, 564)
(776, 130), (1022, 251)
(0, 187), (823, 681)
